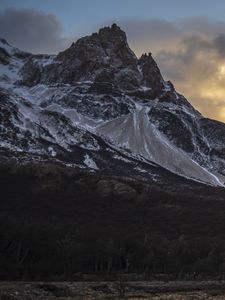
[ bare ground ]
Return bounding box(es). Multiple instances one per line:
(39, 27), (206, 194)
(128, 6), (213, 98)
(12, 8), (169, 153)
(1, 281), (225, 299)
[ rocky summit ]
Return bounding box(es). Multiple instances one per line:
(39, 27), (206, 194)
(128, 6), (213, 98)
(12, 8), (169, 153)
(1, 24), (225, 187)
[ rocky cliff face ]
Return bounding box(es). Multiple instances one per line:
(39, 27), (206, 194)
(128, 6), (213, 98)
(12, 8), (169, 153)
(19, 24), (166, 94)
(1, 24), (225, 186)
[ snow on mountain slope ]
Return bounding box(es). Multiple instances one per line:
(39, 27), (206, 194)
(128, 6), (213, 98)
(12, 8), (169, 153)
(1, 24), (225, 187)
(97, 106), (223, 186)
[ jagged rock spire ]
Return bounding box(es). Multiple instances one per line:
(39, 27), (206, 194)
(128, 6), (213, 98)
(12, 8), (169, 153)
(138, 53), (164, 94)
(20, 24), (166, 94)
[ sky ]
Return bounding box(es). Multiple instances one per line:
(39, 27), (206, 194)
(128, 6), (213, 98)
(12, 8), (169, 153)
(1, 0), (225, 122)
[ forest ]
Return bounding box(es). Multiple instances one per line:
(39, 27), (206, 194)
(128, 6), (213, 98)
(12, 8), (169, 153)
(1, 163), (225, 280)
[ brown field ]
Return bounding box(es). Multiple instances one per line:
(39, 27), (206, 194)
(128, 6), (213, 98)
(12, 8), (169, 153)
(1, 281), (225, 299)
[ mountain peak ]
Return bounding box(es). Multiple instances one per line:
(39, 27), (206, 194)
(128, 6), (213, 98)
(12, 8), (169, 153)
(98, 23), (126, 42)
(40, 24), (139, 89)
(68, 23), (135, 65)
(19, 24), (166, 93)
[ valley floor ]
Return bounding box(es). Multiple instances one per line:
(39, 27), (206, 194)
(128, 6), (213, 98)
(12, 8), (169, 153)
(1, 281), (225, 299)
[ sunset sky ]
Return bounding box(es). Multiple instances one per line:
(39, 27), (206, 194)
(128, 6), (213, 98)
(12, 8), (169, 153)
(1, 0), (225, 122)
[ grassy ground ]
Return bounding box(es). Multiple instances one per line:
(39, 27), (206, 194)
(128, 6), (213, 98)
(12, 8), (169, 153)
(1, 281), (225, 299)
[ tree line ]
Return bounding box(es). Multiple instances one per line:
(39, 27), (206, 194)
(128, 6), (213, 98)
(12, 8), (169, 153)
(0, 163), (225, 280)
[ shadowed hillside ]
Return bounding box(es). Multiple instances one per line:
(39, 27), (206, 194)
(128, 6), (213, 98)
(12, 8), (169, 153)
(1, 163), (225, 280)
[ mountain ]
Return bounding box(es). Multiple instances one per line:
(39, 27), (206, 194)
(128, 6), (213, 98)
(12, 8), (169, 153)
(2, 24), (225, 282)
(1, 24), (225, 187)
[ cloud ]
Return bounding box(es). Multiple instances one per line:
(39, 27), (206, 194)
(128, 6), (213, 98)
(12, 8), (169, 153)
(156, 33), (225, 121)
(119, 18), (225, 122)
(0, 8), (66, 54)
(214, 34), (225, 58)
(119, 19), (182, 56)
(176, 17), (225, 38)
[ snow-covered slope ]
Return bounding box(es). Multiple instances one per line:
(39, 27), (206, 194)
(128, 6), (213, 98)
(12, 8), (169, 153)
(97, 106), (223, 185)
(1, 24), (225, 186)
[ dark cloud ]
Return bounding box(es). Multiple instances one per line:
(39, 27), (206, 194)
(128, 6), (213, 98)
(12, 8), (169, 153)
(120, 19), (181, 42)
(176, 17), (225, 38)
(214, 34), (225, 58)
(120, 17), (225, 57)
(156, 35), (215, 80)
(118, 19), (182, 56)
(0, 8), (66, 54)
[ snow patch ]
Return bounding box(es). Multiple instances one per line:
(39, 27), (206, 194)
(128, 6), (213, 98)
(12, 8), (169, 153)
(113, 154), (133, 163)
(97, 108), (224, 186)
(48, 147), (57, 157)
(84, 154), (98, 170)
